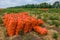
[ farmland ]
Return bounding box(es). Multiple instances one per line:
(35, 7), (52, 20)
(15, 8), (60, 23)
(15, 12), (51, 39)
(0, 8), (60, 40)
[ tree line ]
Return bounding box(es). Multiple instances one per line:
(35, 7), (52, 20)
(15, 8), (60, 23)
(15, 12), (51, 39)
(10, 1), (60, 8)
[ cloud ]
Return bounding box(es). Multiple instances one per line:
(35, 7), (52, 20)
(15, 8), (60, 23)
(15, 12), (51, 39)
(45, 0), (59, 4)
(0, 0), (59, 8)
(0, 0), (17, 8)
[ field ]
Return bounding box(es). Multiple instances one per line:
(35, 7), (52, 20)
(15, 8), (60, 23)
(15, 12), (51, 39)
(0, 8), (60, 40)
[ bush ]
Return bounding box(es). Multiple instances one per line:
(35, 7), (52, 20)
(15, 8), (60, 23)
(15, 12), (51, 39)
(49, 15), (59, 20)
(46, 20), (53, 25)
(53, 32), (58, 39)
(52, 20), (60, 27)
(0, 16), (3, 24)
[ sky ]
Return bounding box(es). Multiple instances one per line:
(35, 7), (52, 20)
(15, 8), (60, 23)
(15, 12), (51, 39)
(0, 0), (60, 8)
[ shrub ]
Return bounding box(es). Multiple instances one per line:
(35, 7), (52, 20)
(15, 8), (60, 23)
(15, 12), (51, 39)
(46, 20), (53, 25)
(53, 32), (58, 39)
(49, 15), (59, 20)
(0, 16), (3, 24)
(52, 20), (60, 27)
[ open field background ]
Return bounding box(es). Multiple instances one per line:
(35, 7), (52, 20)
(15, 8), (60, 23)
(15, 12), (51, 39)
(0, 8), (60, 40)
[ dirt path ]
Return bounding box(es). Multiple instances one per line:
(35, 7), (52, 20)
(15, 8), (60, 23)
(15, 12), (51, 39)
(0, 27), (5, 40)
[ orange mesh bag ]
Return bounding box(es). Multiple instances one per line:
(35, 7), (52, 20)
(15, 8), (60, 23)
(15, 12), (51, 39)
(33, 26), (48, 35)
(3, 12), (48, 36)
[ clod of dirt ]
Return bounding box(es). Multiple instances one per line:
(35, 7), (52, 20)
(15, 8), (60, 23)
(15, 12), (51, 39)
(22, 32), (45, 40)
(45, 23), (55, 29)
(9, 35), (22, 40)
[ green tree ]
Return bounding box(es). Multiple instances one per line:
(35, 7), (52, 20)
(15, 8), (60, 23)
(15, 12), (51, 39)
(53, 1), (60, 8)
(39, 2), (52, 8)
